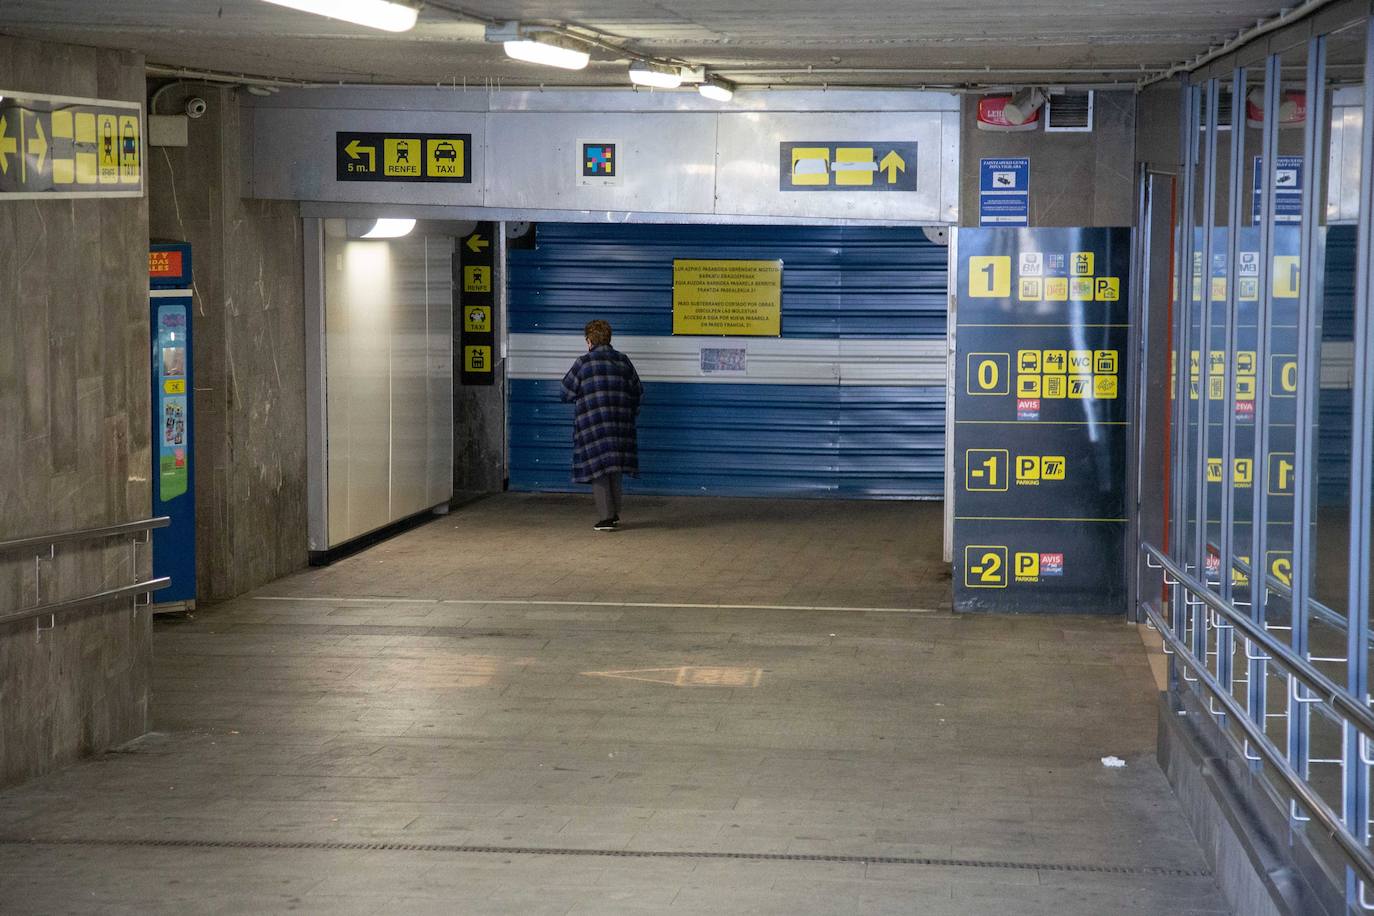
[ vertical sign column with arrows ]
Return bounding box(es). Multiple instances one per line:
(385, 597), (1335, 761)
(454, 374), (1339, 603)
(460, 224), (496, 386)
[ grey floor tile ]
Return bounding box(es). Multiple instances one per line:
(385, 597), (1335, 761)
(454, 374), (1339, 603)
(0, 495), (1228, 916)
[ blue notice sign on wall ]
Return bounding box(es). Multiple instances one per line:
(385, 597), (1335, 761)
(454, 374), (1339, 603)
(1252, 155), (1303, 224)
(979, 157), (1030, 226)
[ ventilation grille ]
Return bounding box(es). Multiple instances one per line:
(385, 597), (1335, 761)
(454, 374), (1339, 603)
(1045, 91), (1094, 132)
(1196, 90), (1234, 130)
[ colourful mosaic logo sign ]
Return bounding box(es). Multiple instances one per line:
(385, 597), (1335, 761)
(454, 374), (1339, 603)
(582, 142), (616, 177)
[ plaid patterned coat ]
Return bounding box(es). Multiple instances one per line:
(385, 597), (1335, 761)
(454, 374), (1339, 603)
(560, 344), (644, 483)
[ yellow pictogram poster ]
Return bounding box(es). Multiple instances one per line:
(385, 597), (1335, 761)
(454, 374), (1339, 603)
(0, 90), (142, 198)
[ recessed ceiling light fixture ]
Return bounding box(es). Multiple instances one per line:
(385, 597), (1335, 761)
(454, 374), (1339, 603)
(486, 22), (591, 71)
(698, 75), (735, 102)
(361, 218), (416, 239)
(259, 0), (420, 33)
(628, 60), (683, 89)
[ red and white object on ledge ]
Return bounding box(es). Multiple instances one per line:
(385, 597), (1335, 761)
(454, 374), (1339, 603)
(1246, 88), (1306, 129)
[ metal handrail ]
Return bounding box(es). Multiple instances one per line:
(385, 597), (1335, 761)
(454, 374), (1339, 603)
(0, 517), (170, 557)
(0, 577), (171, 628)
(1140, 598), (1374, 893)
(1142, 542), (1374, 743)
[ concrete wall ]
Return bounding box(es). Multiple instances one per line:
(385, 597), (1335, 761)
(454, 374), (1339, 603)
(1136, 85), (1182, 173)
(960, 90), (1137, 227)
(148, 85), (307, 598)
(0, 36), (153, 787)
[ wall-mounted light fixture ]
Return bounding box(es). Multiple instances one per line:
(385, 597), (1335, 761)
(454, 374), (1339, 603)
(259, 0), (420, 33)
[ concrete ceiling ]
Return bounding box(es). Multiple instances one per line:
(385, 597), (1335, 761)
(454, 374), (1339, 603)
(0, 0), (1296, 89)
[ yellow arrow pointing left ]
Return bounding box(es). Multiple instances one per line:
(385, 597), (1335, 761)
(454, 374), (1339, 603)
(465, 233), (489, 254)
(28, 115), (47, 175)
(0, 115), (16, 175)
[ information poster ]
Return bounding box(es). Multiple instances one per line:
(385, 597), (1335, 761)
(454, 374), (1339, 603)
(953, 227), (1131, 613)
(978, 157), (1030, 227)
(673, 259), (782, 336)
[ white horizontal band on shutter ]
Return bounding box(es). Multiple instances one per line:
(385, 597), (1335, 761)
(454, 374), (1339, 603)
(508, 333), (948, 387)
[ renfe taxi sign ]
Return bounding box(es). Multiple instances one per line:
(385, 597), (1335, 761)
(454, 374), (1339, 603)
(0, 90), (144, 199)
(336, 131), (471, 183)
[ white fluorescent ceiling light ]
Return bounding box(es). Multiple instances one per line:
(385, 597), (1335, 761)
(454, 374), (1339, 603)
(503, 37), (590, 71)
(629, 61), (683, 89)
(698, 77), (735, 102)
(361, 218), (416, 239)
(259, 0), (420, 33)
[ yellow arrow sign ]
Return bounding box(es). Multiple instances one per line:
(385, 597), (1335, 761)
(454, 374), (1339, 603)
(344, 138), (375, 171)
(28, 115), (47, 175)
(465, 233), (489, 254)
(0, 115), (15, 175)
(879, 150), (906, 184)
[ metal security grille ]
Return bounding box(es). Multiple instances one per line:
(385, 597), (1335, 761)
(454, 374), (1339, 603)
(1133, 15), (1374, 910)
(506, 224), (949, 498)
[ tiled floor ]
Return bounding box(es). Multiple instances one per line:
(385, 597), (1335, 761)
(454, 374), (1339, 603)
(0, 495), (1228, 914)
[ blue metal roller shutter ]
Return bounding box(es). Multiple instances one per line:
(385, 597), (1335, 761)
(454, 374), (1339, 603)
(507, 224), (948, 499)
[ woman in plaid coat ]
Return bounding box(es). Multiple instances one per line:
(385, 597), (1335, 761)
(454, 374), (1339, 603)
(560, 319), (643, 530)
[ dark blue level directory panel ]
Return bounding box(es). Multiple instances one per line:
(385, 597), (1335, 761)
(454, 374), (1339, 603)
(954, 227), (1131, 613)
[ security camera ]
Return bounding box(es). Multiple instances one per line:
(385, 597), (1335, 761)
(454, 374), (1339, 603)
(185, 97), (208, 119)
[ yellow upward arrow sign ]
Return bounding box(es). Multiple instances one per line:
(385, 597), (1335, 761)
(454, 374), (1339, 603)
(879, 150), (906, 184)
(28, 115), (47, 175)
(465, 233), (489, 254)
(0, 115), (16, 175)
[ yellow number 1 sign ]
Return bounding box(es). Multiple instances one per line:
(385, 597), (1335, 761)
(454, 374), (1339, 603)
(968, 256), (1011, 298)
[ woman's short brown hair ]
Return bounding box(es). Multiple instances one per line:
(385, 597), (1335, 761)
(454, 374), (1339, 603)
(585, 319), (612, 347)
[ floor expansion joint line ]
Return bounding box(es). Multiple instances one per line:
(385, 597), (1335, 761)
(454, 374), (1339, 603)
(248, 596), (949, 614)
(0, 837), (1212, 877)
